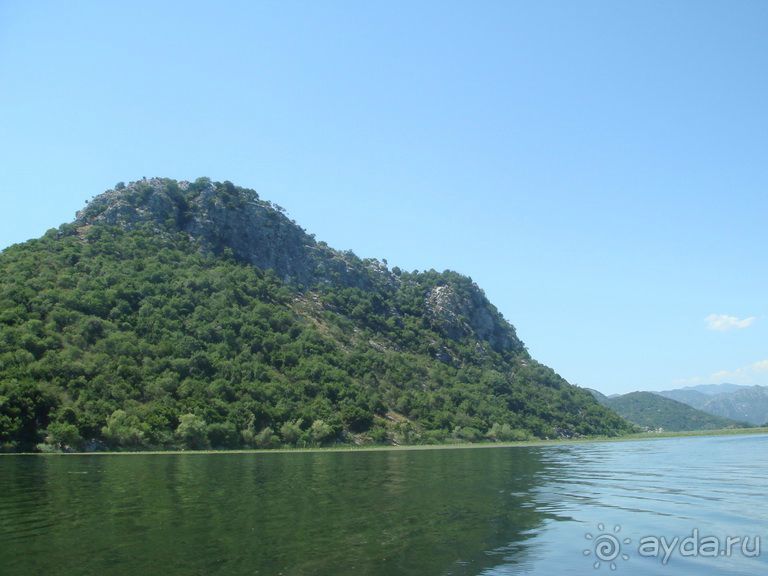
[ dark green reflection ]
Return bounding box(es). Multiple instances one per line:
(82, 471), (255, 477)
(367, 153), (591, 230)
(0, 448), (554, 576)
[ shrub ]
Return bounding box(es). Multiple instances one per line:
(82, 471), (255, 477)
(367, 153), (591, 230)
(309, 419), (334, 446)
(254, 426), (279, 448)
(45, 422), (82, 451)
(102, 410), (146, 448)
(206, 422), (239, 449)
(279, 419), (303, 445)
(175, 414), (210, 449)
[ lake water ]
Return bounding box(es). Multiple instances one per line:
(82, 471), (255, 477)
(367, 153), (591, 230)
(1, 434), (766, 575)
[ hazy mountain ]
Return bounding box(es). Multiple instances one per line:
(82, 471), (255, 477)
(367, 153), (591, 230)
(0, 177), (632, 452)
(656, 389), (710, 410)
(584, 388), (608, 404)
(658, 385), (768, 425)
(589, 390), (746, 432)
(678, 383), (748, 396)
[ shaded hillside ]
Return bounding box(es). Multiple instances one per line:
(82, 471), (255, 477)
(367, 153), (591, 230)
(596, 391), (746, 432)
(0, 178), (632, 451)
(657, 388), (710, 410)
(584, 388), (608, 404)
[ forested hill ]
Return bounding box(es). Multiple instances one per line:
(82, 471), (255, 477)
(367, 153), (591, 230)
(0, 177), (633, 452)
(593, 391), (747, 432)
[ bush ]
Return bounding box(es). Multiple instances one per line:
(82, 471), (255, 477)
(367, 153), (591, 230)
(175, 414), (210, 449)
(453, 426), (482, 442)
(309, 419), (334, 446)
(206, 422), (239, 449)
(340, 403), (373, 432)
(279, 419), (302, 445)
(254, 426), (279, 448)
(486, 422), (533, 442)
(45, 422), (82, 451)
(102, 410), (146, 448)
(368, 425), (389, 444)
(422, 429), (448, 444)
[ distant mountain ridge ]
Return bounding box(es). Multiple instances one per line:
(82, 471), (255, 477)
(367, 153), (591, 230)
(658, 384), (768, 426)
(588, 390), (747, 432)
(674, 383), (748, 396)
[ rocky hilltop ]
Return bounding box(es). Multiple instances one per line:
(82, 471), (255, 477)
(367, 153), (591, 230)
(0, 177), (632, 451)
(76, 177), (522, 355)
(77, 177), (363, 288)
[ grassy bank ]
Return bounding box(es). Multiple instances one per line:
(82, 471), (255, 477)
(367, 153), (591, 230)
(3, 426), (767, 456)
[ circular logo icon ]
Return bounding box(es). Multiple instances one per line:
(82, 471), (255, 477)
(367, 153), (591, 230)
(584, 523), (631, 570)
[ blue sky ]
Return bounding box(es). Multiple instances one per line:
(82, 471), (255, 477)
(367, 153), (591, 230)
(1, 1), (766, 394)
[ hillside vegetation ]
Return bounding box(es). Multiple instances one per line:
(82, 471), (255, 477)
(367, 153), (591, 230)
(596, 391), (746, 432)
(0, 178), (632, 451)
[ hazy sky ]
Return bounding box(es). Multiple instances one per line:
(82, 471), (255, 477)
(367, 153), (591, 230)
(1, 1), (766, 394)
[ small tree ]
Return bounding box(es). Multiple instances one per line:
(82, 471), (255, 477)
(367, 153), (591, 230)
(279, 419), (303, 445)
(206, 422), (239, 449)
(102, 410), (146, 448)
(45, 422), (82, 451)
(176, 414), (210, 449)
(309, 419), (334, 446)
(254, 426), (279, 448)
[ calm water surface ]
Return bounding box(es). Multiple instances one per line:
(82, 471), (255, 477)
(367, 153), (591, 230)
(1, 434), (767, 575)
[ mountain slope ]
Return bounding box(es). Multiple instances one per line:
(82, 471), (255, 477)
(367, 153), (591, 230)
(656, 389), (710, 410)
(660, 385), (768, 425)
(680, 383), (749, 396)
(594, 391), (746, 432)
(0, 178), (632, 451)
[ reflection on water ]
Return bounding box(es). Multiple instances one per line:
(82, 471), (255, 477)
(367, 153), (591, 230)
(485, 435), (768, 575)
(1, 434), (767, 575)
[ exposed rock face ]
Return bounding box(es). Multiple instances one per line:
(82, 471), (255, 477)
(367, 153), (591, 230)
(76, 178), (385, 289)
(181, 181), (320, 286)
(425, 283), (523, 354)
(76, 177), (524, 354)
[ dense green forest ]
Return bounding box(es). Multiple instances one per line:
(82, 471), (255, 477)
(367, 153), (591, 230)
(0, 178), (633, 451)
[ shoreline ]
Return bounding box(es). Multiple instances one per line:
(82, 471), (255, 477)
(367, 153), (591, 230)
(3, 426), (767, 456)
